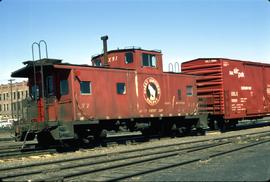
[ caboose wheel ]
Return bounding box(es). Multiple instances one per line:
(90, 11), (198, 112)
(37, 132), (56, 148)
(141, 128), (153, 137)
(93, 129), (107, 139)
(196, 128), (206, 136)
(57, 139), (79, 152)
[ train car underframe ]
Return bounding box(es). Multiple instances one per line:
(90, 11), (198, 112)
(15, 115), (208, 148)
(207, 113), (265, 131)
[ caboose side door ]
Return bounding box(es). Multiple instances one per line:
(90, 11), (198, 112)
(44, 75), (57, 121)
(56, 69), (74, 122)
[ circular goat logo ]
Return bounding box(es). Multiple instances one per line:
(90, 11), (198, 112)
(143, 77), (161, 106)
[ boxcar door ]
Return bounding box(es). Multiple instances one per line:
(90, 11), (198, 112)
(263, 67), (270, 113)
(245, 65), (264, 115)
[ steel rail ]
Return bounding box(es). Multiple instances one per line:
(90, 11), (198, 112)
(0, 149), (56, 159)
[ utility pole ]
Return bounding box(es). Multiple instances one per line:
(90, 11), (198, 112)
(8, 79), (15, 119)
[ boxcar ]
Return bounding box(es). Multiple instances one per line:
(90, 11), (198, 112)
(182, 58), (270, 129)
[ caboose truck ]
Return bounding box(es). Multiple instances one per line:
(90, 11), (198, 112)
(11, 36), (207, 147)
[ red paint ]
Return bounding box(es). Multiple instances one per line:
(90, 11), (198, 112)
(29, 49), (198, 123)
(49, 64), (197, 122)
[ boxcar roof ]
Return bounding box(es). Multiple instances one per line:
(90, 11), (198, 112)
(184, 58), (270, 67)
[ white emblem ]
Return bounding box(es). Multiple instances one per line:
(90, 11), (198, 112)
(143, 77), (161, 106)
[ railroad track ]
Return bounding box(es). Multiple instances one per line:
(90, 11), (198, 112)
(0, 146), (57, 159)
(0, 137), (13, 142)
(0, 143), (23, 151)
(0, 129), (269, 181)
(0, 121), (269, 160)
(0, 133), (149, 160)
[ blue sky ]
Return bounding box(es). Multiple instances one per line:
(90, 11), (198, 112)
(0, 0), (269, 83)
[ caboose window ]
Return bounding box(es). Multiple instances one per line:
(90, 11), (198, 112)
(94, 59), (102, 67)
(80, 81), (91, 94)
(46, 76), (54, 96)
(186, 86), (193, 96)
(117, 83), (126, 95)
(125, 52), (133, 64)
(60, 80), (69, 96)
(142, 53), (157, 67)
(177, 89), (182, 100)
(31, 85), (39, 100)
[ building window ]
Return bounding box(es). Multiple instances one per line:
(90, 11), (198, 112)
(6, 104), (9, 111)
(80, 81), (91, 94)
(3, 94), (5, 100)
(13, 92), (16, 100)
(142, 53), (157, 67)
(13, 103), (16, 111)
(177, 89), (182, 100)
(125, 52), (133, 64)
(60, 79), (69, 96)
(186, 86), (193, 96)
(0, 94), (1, 101)
(117, 83), (126, 95)
(17, 91), (20, 100)
(0, 105), (2, 112)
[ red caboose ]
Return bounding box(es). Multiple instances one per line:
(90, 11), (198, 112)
(182, 58), (270, 129)
(11, 37), (205, 145)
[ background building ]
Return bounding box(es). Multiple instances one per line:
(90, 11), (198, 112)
(0, 81), (28, 120)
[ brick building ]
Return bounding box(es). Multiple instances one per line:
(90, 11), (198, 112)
(0, 81), (29, 120)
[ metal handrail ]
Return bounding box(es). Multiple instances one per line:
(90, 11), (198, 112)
(31, 42), (39, 102)
(39, 40), (48, 58)
(174, 62), (180, 73)
(168, 63), (173, 72)
(31, 40), (49, 122)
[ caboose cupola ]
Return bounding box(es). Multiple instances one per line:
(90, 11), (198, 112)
(91, 36), (163, 73)
(91, 48), (163, 73)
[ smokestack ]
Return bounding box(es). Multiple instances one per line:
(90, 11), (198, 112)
(101, 35), (109, 66)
